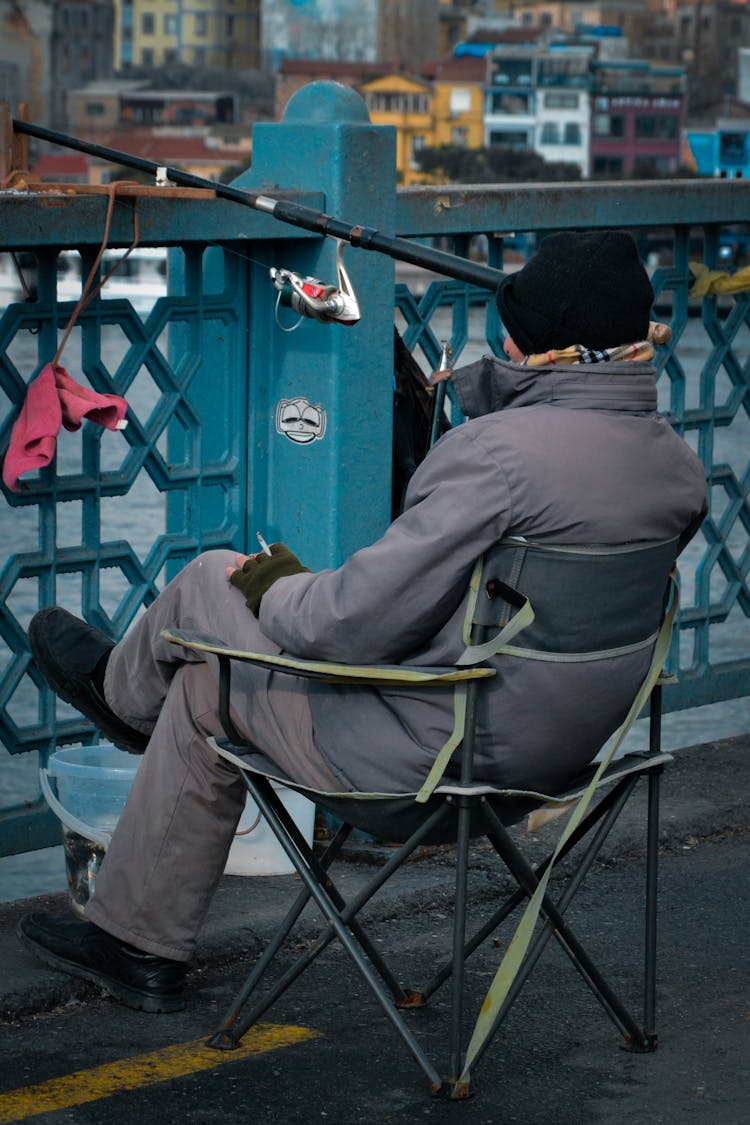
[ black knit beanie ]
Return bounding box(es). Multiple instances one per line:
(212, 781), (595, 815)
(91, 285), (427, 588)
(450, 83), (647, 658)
(496, 230), (654, 355)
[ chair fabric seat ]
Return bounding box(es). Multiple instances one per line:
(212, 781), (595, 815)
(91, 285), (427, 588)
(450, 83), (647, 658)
(210, 736), (672, 845)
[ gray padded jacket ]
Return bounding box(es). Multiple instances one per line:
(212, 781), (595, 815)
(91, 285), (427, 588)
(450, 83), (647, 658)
(259, 356), (708, 795)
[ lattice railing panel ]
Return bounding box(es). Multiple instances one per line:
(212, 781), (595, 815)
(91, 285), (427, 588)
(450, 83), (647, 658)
(0, 245), (247, 756)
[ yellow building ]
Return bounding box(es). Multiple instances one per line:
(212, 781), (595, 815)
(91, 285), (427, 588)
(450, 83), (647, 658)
(361, 74), (435, 186)
(428, 55), (486, 153)
(114, 0), (261, 71)
(361, 57), (485, 186)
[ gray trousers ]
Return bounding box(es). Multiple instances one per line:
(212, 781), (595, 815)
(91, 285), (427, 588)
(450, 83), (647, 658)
(85, 550), (340, 961)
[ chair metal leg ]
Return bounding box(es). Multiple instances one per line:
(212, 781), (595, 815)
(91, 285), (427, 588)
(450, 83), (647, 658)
(420, 775), (637, 1004)
(470, 785), (652, 1075)
(643, 683), (665, 1045)
(209, 822), (352, 1047)
(643, 766), (661, 1046)
(448, 797), (473, 1080)
(213, 772), (449, 1091)
(216, 799), (450, 1046)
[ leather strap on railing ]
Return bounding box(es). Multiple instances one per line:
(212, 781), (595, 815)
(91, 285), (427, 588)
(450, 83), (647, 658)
(52, 181), (140, 367)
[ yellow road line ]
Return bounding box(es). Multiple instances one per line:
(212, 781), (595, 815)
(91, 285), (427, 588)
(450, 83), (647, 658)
(0, 1023), (322, 1123)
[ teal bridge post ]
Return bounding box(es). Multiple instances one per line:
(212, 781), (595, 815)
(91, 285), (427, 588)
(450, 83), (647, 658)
(209, 81), (396, 570)
(0, 82), (749, 859)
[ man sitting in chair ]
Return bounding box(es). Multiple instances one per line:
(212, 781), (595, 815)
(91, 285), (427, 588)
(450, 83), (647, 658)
(19, 229), (707, 1014)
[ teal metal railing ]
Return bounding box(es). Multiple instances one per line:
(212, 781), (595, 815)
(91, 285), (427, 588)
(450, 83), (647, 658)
(0, 82), (748, 856)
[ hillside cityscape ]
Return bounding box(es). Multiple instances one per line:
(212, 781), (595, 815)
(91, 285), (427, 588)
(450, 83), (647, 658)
(0, 1), (748, 192)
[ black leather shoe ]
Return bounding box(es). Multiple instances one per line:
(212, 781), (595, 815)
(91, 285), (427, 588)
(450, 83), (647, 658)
(29, 607), (148, 755)
(17, 912), (186, 1013)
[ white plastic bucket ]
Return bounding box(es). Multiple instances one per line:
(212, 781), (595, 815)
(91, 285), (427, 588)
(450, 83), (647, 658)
(225, 784), (316, 876)
(41, 743), (315, 885)
(42, 743), (141, 917)
(44, 743), (140, 845)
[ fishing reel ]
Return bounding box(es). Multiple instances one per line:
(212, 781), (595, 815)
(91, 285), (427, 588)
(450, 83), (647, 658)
(270, 239), (360, 329)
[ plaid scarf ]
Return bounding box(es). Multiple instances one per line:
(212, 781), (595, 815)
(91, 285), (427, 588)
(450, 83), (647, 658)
(525, 340), (654, 367)
(524, 320), (670, 368)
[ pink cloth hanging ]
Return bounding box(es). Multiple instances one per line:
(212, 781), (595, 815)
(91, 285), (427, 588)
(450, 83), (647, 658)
(2, 182), (138, 496)
(2, 363), (128, 494)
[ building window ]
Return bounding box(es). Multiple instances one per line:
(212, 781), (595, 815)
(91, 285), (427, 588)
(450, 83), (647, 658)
(365, 92), (429, 114)
(85, 102), (106, 117)
(141, 47), (154, 65)
(633, 155), (675, 176)
(593, 113), (625, 138)
(141, 13), (155, 34)
(163, 48), (179, 64)
(538, 58), (589, 88)
(593, 155), (624, 177)
(635, 115), (678, 140)
(450, 87), (471, 115)
(719, 132), (747, 164)
(226, 15), (235, 36)
(489, 91), (532, 115)
(492, 59), (533, 86)
(564, 122), (582, 145)
(164, 14), (177, 34)
(540, 122), (560, 144)
(410, 135), (425, 169)
(544, 92), (579, 109)
(194, 13), (209, 37)
(489, 129), (532, 150)
(452, 126), (468, 146)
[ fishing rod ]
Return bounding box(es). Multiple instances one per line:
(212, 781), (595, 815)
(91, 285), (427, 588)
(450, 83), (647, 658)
(12, 117), (505, 294)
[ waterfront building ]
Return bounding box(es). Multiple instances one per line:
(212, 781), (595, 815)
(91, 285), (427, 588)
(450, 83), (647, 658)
(0, 0), (114, 130)
(512, 0), (651, 46)
(377, 0), (440, 69)
(51, 1), (115, 130)
(422, 54), (486, 151)
(0, 0), (51, 125)
(589, 58), (686, 177)
(28, 124), (250, 184)
(114, 0), (261, 72)
(68, 83), (241, 138)
(688, 119), (750, 178)
(360, 72), (435, 185)
(484, 42), (593, 177)
(262, 0), (377, 66)
(67, 78), (150, 134)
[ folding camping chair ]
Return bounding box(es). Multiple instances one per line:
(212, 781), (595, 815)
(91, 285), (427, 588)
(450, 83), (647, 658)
(164, 534), (680, 1099)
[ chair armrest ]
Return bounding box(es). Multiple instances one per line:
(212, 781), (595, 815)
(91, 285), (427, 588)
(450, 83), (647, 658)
(162, 628), (495, 688)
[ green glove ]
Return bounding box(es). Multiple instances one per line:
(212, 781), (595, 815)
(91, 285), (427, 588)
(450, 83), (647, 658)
(229, 543), (310, 616)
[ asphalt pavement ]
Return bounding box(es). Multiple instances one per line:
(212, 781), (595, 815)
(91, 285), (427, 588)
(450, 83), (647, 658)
(0, 733), (748, 1124)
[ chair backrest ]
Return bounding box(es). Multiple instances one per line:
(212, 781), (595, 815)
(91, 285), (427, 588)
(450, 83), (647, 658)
(464, 536), (679, 662)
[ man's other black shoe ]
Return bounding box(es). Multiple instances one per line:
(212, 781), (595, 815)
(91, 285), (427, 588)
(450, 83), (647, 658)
(17, 912), (186, 1013)
(29, 607), (148, 755)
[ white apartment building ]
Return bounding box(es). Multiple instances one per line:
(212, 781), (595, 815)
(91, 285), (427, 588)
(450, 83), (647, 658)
(484, 44), (594, 177)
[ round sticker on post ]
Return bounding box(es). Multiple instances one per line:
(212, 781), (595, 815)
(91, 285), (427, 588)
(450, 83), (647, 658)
(275, 397), (327, 445)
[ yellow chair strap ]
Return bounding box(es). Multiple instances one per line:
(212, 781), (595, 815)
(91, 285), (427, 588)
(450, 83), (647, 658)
(415, 684), (468, 804)
(455, 570), (679, 1094)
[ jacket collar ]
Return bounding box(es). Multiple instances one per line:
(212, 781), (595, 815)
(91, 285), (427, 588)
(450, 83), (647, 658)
(452, 355), (658, 420)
